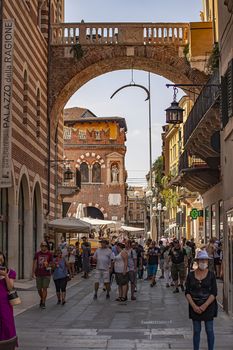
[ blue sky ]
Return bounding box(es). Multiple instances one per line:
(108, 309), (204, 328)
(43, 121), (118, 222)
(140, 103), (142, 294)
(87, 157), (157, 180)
(65, 0), (203, 186)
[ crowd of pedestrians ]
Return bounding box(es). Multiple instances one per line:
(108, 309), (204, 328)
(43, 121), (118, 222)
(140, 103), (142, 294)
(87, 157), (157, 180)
(0, 233), (223, 350)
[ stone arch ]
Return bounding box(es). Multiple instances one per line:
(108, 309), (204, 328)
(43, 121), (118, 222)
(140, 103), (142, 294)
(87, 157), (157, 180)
(32, 176), (44, 252)
(76, 153), (105, 166)
(86, 203), (108, 219)
(49, 45), (208, 128)
(17, 166), (32, 279)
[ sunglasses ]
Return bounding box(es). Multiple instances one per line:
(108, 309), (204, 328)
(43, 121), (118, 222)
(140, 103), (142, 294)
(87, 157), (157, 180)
(41, 244), (47, 247)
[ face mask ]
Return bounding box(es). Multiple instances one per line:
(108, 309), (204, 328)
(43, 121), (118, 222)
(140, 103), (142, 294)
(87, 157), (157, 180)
(198, 262), (208, 270)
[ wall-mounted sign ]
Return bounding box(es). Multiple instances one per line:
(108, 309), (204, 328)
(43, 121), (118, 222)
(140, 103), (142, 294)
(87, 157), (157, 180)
(0, 19), (14, 188)
(190, 208), (203, 220)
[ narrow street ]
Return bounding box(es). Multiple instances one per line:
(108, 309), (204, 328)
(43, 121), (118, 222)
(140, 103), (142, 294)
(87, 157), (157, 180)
(15, 274), (233, 350)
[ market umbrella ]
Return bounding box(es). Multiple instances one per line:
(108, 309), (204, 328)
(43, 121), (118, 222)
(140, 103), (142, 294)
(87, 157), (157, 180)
(48, 217), (91, 233)
(150, 214), (158, 241)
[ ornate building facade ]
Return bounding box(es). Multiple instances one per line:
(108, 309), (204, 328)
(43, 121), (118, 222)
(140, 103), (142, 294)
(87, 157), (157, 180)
(62, 107), (127, 222)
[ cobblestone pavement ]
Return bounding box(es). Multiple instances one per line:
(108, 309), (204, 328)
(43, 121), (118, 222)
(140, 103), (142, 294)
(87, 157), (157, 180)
(15, 274), (233, 350)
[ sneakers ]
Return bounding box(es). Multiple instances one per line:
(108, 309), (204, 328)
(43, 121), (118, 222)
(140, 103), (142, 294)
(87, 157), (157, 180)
(166, 283), (170, 288)
(41, 303), (46, 309)
(62, 300), (66, 305)
(173, 288), (179, 293)
(93, 294), (97, 300)
(57, 300), (61, 305)
(131, 296), (136, 301)
(106, 294), (110, 299)
(180, 285), (185, 292)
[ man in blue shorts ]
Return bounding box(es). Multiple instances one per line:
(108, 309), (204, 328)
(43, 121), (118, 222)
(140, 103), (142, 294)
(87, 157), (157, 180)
(147, 241), (160, 287)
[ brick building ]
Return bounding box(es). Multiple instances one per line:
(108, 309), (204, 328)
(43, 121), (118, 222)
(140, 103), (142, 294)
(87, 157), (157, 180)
(126, 186), (145, 229)
(62, 107), (127, 222)
(0, 1), (64, 278)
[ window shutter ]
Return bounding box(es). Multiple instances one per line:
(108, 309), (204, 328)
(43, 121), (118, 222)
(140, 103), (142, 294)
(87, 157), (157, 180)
(221, 75), (228, 128)
(76, 169), (81, 189)
(227, 59), (233, 119)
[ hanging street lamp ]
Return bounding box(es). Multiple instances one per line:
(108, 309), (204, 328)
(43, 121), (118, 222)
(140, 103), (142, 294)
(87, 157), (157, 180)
(63, 166), (73, 182)
(165, 87), (184, 124)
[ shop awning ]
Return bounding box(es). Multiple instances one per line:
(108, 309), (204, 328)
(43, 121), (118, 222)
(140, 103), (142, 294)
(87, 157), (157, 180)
(120, 225), (144, 232)
(80, 217), (120, 229)
(48, 217), (91, 233)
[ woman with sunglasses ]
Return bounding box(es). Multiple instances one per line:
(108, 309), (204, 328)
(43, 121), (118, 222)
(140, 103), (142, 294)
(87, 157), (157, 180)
(32, 241), (53, 309)
(53, 248), (69, 305)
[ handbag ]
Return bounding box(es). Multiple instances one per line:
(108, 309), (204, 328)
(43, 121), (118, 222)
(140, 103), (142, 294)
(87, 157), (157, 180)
(8, 289), (21, 306)
(192, 296), (209, 306)
(66, 274), (71, 282)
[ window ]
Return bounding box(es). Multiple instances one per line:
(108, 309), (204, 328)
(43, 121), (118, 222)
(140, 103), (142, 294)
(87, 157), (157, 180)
(80, 163), (89, 183)
(221, 59), (233, 127)
(64, 127), (72, 140)
(129, 203), (133, 209)
(23, 70), (28, 125)
(92, 162), (101, 183)
(219, 200), (223, 239)
(205, 206), (210, 243)
(95, 131), (101, 140)
(211, 204), (216, 238)
(78, 130), (86, 140)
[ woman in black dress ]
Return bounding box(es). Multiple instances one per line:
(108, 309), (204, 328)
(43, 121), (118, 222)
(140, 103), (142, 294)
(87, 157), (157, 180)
(185, 250), (217, 350)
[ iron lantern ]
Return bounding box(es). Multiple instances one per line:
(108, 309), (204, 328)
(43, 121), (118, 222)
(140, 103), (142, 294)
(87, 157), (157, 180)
(63, 166), (73, 181)
(165, 87), (184, 124)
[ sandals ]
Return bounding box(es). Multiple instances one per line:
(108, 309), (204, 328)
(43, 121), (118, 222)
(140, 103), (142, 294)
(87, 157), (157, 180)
(115, 297), (127, 302)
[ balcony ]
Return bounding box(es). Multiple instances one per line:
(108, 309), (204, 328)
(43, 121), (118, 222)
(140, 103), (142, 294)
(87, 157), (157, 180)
(51, 22), (189, 46)
(183, 70), (221, 163)
(175, 151), (219, 193)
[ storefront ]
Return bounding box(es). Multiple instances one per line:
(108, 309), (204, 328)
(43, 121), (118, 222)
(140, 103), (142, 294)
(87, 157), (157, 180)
(226, 210), (233, 316)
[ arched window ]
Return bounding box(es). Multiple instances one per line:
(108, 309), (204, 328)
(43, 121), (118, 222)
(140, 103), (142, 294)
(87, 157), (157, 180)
(18, 182), (25, 279)
(23, 70), (28, 125)
(80, 163), (89, 183)
(36, 88), (41, 137)
(38, 0), (49, 39)
(92, 162), (101, 183)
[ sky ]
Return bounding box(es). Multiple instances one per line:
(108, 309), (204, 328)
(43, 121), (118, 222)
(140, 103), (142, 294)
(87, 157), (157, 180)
(64, 0), (202, 187)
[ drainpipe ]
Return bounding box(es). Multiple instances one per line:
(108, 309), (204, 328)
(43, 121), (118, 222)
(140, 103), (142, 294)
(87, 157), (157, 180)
(46, 0), (51, 218)
(212, 0), (217, 44)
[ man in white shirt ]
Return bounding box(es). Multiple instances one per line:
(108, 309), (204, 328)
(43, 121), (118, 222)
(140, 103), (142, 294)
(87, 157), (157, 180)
(93, 240), (114, 299)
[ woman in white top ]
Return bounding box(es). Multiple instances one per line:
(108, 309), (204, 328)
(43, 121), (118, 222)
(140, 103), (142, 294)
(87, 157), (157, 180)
(114, 243), (128, 302)
(66, 245), (76, 278)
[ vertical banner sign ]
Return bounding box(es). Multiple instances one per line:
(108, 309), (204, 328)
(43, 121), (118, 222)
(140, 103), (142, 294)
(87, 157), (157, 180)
(0, 19), (14, 187)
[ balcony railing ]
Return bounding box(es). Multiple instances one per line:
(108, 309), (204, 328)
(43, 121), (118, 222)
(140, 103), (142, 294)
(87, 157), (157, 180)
(51, 22), (189, 46)
(184, 70), (220, 145)
(179, 151), (207, 173)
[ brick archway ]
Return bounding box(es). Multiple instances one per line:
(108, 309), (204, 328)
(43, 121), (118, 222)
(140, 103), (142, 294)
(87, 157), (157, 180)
(49, 44), (207, 128)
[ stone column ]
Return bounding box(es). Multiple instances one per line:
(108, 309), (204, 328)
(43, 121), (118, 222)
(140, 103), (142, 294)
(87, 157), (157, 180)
(7, 203), (18, 274)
